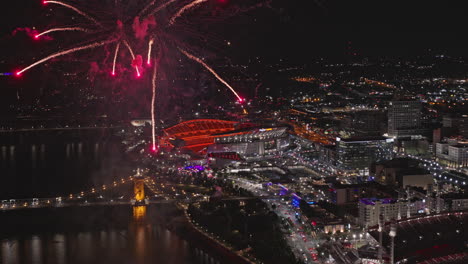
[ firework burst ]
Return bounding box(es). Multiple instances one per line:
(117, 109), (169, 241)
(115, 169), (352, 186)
(14, 0), (263, 151)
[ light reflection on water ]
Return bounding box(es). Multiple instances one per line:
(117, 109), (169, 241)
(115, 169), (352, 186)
(1, 240), (18, 264)
(30, 236), (41, 264)
(10, 146), (14, 163)
(0, 131), (221, 264)
(0, 131), (132, 199)
(0, 206), (219, 264)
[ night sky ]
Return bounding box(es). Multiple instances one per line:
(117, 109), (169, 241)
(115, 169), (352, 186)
(1, 0), (468, 115)
(2, 0), (468, 64)
(242, 0), (468, 59)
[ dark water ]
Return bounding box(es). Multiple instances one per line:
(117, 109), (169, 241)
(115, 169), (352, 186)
(0, 130), (218, 264)
(0, 205), (218, 264)
(0, 129), (132, 199)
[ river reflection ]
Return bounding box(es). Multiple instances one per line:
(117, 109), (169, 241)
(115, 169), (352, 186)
(0, 130), (132, 199)
(0, 130), (221, 264)
(0, 206), (219, 264)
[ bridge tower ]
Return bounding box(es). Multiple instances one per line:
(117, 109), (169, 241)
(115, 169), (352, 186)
(132, 168), (147, 205)
(134, 178), (145, 201)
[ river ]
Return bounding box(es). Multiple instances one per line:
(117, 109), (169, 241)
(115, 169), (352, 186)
(0, 129), (219, 264)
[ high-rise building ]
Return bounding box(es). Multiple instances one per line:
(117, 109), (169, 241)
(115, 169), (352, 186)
(372, 158), (433, 189)
(336, 136), (394, 176)
(351, 110), (387, 136)
(388, 100), (423, 137)
(443, 115), (468, 138)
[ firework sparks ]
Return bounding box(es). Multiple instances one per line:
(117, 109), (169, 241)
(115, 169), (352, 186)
(35, 27), (88, 39)
(147, 0), (179, 17)
(123, 40), (141, 77)
(138, 0), (158, 17)
(151, 59), (158, 151)
(43, 1), (101, 27)
(179, 48), (243, 102)
(147, 39), (154, 65)
(138, 0), (157, 17)
(14, 0), (257, 152)
(169, 0), (209, 26)
(16, 40), (115, 76)
(112, 42), (121, 76)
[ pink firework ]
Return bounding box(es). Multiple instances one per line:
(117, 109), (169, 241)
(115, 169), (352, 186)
(13, 0), (264, 150)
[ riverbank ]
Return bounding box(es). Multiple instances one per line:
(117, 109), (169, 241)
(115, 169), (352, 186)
(168, 202), (254, 264)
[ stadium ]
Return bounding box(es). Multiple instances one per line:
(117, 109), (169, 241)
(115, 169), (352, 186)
(159, 119), (290, 156)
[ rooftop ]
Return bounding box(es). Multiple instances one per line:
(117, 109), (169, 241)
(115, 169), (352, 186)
(338, 136), (390, 142)
(360, 197), (396, 206)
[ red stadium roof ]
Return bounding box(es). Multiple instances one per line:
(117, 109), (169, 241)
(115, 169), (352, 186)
(164, 119), (238, 138)
(160, 119), (253, 153)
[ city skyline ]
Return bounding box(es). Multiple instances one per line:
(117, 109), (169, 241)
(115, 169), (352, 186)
(1, 1), (468, 264)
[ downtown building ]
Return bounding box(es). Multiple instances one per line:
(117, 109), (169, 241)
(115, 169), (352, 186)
(372, 158), (434, 190)
(387, 100), (426, 138)
(336, 137), (394, 177)
(358, 198), (437, 227)
(345, 110), (387, 137)
(435, 139), (468, 168)
(441, 193), (468, 211)
(443, 115), (468, 138)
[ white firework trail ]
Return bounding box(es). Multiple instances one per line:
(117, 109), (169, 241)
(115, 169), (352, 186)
(43, 1), (102, 27)
(169, 0), (208, 26)
(123, 40), (141, 77)
(151, 60), (158, 151)
(112, 42), (121, 76)
(147, 39), (154, 65)
(35, 27), (89, 39)
(17, 40), (116, 75)
(148, 0), (179, 17)
(179, 48), (243, 102)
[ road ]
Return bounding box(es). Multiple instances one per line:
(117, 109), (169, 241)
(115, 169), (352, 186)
(230, 176), (322, 263)
(400, 154), (467, 187)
